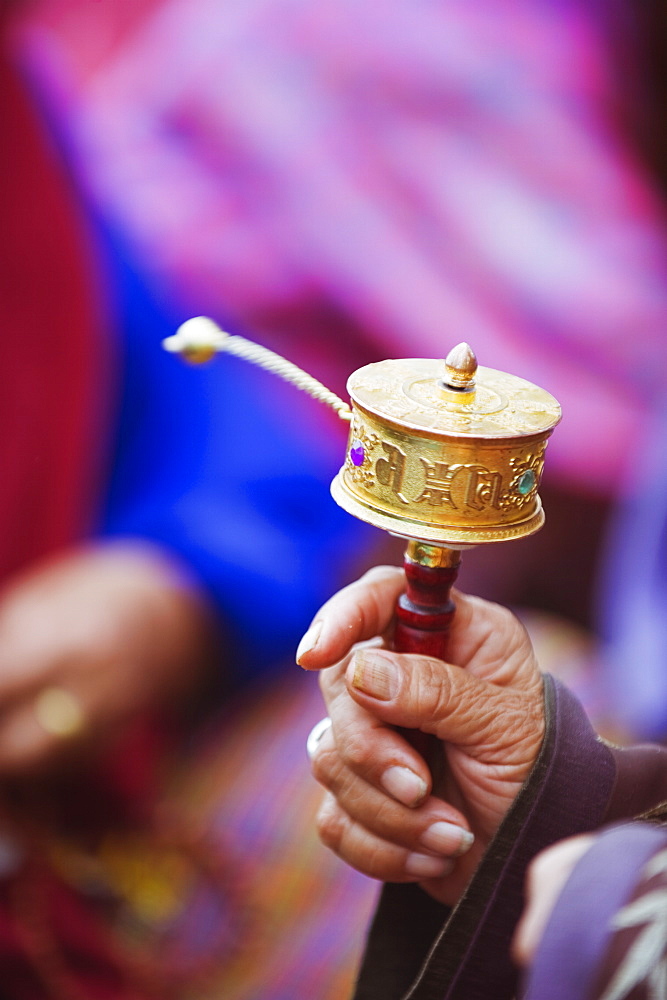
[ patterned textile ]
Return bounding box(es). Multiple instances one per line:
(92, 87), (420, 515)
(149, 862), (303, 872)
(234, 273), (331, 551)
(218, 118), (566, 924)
(599, 845), (667, 999)
(522, 823), (667, 1000)
(16, 672), (377, 1000)
(16, 0), (667, 494)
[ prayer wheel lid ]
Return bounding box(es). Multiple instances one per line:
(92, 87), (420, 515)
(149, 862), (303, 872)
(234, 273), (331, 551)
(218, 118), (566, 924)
(348, 347), (560, 441)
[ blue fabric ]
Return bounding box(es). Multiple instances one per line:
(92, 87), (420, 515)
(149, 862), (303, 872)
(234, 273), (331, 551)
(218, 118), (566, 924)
(98, 234), (375, 682)
(24, 71), (377, 686)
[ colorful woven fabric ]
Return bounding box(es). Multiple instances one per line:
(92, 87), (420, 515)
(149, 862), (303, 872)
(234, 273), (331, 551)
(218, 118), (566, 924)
(35, 672), (378, 1000)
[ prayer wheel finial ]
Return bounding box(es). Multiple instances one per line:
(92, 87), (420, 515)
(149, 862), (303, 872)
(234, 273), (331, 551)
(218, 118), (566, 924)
(442, 342), (478, 391)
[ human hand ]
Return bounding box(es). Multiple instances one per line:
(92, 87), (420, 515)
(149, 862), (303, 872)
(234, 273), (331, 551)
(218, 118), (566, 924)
(298, 566), (545, 905)
(0, 543), (219, 774)
(512, 834), (595, 967)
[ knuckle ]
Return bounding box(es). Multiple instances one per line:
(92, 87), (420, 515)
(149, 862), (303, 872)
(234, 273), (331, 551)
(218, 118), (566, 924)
(414, 658), (453, 723)
(310, 745), (338, 787)
(341, 729), (374, 772)
(363, 840), (403, 882)
(319, 665), (344, 699)
(316, 800), (345, 852)
(361, 841), (386, 879)
(371, 795), (405, 839)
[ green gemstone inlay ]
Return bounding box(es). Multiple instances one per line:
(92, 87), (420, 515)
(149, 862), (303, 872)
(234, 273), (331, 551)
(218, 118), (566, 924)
(516, 470), (536, 495)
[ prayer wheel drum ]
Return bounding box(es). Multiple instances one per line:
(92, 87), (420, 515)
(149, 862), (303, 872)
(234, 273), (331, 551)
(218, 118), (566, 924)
(331, 350), (561, 547)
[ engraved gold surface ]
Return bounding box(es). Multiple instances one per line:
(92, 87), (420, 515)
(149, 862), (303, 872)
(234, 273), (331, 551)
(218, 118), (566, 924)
(335, 357), (560, 545)
(347, 359), (560, 438)
(331, 472), (545, 544)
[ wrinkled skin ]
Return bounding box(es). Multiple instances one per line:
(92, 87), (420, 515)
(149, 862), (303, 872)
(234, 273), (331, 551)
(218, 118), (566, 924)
(299, 566), (545, 906)
(0, 542), (219, 775)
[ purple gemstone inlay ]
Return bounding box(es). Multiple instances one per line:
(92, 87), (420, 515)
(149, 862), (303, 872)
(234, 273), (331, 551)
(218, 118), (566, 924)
(350, 439), (365, 466)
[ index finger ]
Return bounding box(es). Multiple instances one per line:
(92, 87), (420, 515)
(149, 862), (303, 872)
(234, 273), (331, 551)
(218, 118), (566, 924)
(297, 566), (404, 670)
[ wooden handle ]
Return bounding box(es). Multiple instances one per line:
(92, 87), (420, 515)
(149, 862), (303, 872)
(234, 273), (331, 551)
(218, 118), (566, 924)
(393, 543), (461, 659)
(392, 542), (461, 771)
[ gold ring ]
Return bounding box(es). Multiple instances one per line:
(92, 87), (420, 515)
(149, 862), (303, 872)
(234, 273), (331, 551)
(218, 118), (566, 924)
(34, 687), (86, 738)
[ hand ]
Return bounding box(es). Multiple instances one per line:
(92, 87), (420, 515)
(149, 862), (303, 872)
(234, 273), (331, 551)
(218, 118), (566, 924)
(512, 834), (595, 966)
(298, 566), (545, 905)
(0, 542), (219, 774)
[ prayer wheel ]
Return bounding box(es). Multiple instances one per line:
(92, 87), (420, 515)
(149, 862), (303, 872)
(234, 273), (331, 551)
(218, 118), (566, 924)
(164, 318), (560, 660)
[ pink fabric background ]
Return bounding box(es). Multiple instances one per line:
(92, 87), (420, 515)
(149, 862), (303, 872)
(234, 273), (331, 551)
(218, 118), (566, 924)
(16, 0), (667, 497)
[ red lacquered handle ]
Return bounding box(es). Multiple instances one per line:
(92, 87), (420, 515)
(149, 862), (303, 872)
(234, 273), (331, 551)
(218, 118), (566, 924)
(392, 543), (461, 770)
(393, 545), (461, 659)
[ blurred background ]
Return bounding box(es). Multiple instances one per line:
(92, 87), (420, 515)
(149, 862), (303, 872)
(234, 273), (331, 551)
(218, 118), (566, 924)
(2, 0), (667, 997)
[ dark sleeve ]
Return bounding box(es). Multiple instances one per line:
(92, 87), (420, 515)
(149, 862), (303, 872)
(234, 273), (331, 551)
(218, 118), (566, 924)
(353, 676), (667, 1000)
(521, 822), (667, 1000)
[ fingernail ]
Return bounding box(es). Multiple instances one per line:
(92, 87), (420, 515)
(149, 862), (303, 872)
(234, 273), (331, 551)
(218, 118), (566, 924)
(351, 649), (399, 700)
(420, 822), (475, 858)
(405, 853), (456, 878)
(381, 766), (427, 807)
(296, 621), (323, 665)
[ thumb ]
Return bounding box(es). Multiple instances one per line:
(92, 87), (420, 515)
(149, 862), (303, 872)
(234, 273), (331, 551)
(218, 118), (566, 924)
(346, 647), (543, 760)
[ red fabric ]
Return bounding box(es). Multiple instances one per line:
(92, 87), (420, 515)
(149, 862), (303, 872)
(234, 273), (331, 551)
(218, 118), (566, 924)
(0, 20), (151, 1000)
(0, 860), (159, 1000)
(0, 23), (110, 584)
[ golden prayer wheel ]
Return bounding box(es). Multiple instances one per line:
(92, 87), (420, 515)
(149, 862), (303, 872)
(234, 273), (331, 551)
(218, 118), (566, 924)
(332, 354), (559, 547)
(164, 316), (561, 663)
(163, 317), (561, 549)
